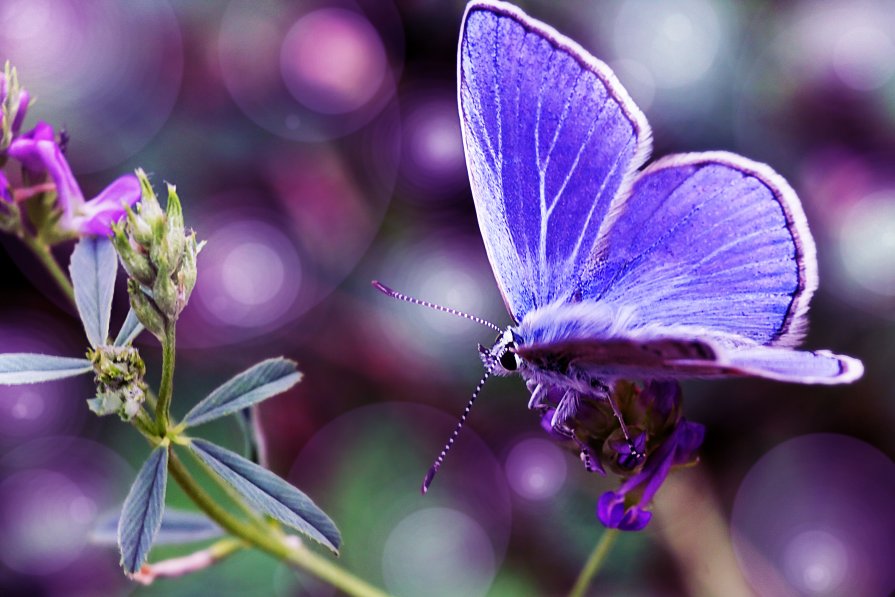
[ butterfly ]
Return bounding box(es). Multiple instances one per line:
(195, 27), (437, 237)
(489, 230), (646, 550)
(376, 0), (863, 492)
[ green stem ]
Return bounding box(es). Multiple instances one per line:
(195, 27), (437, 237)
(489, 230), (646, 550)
(20, 233), (76, 308)
(568, 529), (619, 597)
(156, 325), (176, 433)
(133, 408), (158, 440)
(167, 451), (389, 597)
(207, 537), (244, 559)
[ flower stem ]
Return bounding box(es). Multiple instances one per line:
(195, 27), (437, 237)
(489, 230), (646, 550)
(134, 408), (158, 439)
(568, 529), (619, 597)
(20, 233), (76, 308)
(156, 324), (175, 434)
(167, 450), (389, 597)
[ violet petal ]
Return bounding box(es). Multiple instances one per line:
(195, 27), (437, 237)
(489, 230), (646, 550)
(597, 492), (627, 528)
(8, 136), (83, 216)
(70, 175), (142, 236)
(618, 507), (652, 531)
(672, 420), (705, 466)
(11, 89), (29, 135)
(0, 171), (10, 203)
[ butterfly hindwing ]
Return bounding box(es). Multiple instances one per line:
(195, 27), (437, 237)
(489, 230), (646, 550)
(517, 331), (862, 385)
(718, 345), (863, 384)
(459, 1), (651, 322)
(583, 152), (817, 347)
(517, 335), (718, 374)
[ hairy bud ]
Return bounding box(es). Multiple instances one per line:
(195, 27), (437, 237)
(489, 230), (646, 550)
(112, 170), (202, 328)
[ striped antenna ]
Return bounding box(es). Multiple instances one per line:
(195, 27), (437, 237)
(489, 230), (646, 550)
(372, 280), (502, 333)
(421, 363), (493, 494)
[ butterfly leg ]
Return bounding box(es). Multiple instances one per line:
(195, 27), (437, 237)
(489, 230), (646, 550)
(591, 379), (645, 462)
(527, 382), (550, 410)
(550, 389), (581, 437)
(549, 389), (605, 473)
(576, 441), (601, 473)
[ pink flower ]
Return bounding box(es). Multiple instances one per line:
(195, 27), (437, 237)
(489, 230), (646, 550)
(8, 124), (140, 236)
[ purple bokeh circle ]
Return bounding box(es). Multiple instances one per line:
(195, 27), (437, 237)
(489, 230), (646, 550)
(219, 0), (402, 141)
(0, 0), (183, 173)
(0, 436), (135, 594)
(731, 433), (895, 596)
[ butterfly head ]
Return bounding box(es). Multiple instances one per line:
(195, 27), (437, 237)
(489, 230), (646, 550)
(488, 328), (524, 375)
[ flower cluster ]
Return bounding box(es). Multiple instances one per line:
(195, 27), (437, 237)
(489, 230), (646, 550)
(112, 170), (202, 338)
(540, 380), (704, 531)
(1, 61), (139, 238)
(88, 345), (148, 421)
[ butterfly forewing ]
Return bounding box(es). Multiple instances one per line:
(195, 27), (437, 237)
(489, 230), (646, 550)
(459, 1), (650, 322)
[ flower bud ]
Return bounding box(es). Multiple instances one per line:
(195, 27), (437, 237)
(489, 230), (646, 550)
(1, 61), (30, 151)
(164, 184), (186, 265)
(113, 171), (202, 326)
(133, 169), (165, 242)
(128, 279), (166, 340)
(111, 221), (154, 286)
(178, 234), (202, 311)
(126, 203), (154, 247)
(11, 88), (29, 136)
(153, 266), (178, 320)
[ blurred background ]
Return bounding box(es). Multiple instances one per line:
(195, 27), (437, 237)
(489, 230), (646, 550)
(1, 0), (894, 595)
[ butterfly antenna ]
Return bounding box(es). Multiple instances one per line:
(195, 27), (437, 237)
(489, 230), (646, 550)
(421, 364), (493, 494)
(372, 280), (502, 333)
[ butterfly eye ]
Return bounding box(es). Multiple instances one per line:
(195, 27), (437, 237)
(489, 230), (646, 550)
(499, 349), (519, 371)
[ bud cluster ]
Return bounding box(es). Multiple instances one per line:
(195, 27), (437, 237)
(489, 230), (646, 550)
(112, 170), (202, 338)
(87, 346), (148, 421)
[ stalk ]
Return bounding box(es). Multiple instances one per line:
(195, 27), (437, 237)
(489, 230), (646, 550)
(568, 529), (619, 597)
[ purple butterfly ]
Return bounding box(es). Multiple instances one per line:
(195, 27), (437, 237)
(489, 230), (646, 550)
(376, 0), (863, 493)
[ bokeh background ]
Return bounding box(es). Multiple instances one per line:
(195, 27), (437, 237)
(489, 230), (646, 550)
(1, 0), (894, 595)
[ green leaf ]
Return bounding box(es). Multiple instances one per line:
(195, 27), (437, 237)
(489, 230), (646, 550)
(188, 439), (340, 553)
(113, 309), (144, 347)
(92, 508), (222, 547)
(0, 353), (92, 385)
(118, 445), (168, 574)
(182, 358), (302, 428)
(70, 236), (118, 348)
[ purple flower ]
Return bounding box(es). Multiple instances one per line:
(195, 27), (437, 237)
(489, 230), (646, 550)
(7, 126), (140, 236)
(6, 121), (55, 172)
(597, 418), (704, 531)
(0, 170), (10, 203)
(10, 88), (29, 136)
(535, 380), (705, 531)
